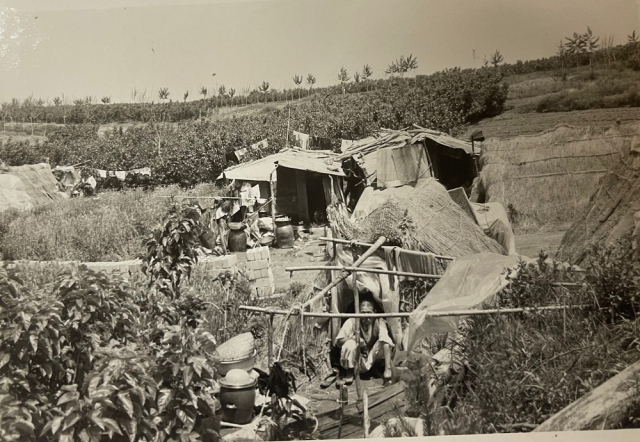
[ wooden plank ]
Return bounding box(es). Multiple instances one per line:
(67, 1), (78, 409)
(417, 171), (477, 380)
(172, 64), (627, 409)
(533, 360), (640, 432)
(331, 269), (341, 345)
(316, 381), (406, 439)
(296, 169), (310, 225)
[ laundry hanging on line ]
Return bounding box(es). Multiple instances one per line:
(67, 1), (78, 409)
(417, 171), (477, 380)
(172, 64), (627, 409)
(310, 136), (332, 150)
(292, 131), (310, 149)
(95, 167), (152, 181)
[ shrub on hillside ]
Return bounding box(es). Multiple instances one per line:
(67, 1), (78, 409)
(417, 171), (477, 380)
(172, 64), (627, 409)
(0, 185), (226, 263)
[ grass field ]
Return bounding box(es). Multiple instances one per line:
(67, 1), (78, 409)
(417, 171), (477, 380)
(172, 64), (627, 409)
(0, 184), (224, 262)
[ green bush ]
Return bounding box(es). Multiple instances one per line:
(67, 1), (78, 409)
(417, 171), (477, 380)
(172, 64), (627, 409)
(399, 239), (639, 435)
(0, 204), (266, 442)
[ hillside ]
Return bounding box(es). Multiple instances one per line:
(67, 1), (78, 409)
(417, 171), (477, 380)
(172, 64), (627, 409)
(465, 68), (640, 139)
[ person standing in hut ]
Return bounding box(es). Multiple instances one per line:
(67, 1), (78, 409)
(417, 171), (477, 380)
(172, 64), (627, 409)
(336, 299), (395, 385)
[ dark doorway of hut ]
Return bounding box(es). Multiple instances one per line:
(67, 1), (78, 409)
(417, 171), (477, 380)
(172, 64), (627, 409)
(306, 172), (328, 226)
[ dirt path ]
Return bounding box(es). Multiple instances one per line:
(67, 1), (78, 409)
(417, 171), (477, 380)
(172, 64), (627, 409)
(235, 227), (330, 293)
(515, 231), (566, 258)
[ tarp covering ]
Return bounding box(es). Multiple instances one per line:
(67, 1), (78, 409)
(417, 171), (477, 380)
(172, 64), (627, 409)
(218, 148), (344, 182)
(337, 127), (475, 190)
(472, 202), (517, 255)
(0, 174), (33, 212)
(406, 253), (523, 351)
(406, 252), (581, 351)
(377, 143), (432, 188)
(0, 163), (67, 212)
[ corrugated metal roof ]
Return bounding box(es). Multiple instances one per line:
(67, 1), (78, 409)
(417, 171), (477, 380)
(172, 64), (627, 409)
(218, 148), (345, 181)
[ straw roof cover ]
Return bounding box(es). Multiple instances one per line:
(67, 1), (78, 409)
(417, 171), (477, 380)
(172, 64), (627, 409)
(355, 178), (506, 257)
(217, 147), (344, 182)
(557, 123), (640, 264)
(0, 163), (67, 212)
(473, 124), (629, 229)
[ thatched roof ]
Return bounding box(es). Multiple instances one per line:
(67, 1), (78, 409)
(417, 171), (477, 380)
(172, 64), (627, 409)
(355, 178), (505, 257)
(557, 123), (640, 264)
(473, 124), (632, 230)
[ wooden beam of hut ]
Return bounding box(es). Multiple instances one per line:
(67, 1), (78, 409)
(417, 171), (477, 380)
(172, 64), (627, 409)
(533, 360), (640, 432)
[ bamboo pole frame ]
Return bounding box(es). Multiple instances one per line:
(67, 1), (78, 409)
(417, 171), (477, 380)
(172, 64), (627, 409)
(286, 265), (442, 280)
(319, 237), (454, 261)
(352, 247), (363, 400)
(301, 236), (387, 310)
(153, 196), (242, 200)
(239, 304), (588, 318)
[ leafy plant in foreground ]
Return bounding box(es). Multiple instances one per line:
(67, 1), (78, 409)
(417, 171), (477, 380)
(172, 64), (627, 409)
(142, 205), (205, 299)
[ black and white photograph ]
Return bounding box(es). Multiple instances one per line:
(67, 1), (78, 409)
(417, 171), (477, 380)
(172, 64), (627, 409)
(0, 1), (639, 441)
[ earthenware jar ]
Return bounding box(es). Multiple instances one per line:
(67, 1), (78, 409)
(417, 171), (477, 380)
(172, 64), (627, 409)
(275, 217), (294, 249)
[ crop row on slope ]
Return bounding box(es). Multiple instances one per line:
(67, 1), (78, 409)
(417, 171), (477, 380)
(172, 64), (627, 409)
(0, 67), (505, 126)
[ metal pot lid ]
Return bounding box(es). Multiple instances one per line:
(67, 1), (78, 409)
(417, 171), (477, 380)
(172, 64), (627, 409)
(219, 378), (257, 390)
(220, 368), (257, 389)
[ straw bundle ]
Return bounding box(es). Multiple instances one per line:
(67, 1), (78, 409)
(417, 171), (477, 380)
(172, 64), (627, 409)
(475, 124), (632, 230)
(271, 269), (333, 378)
(557, 123), (640, 264)
(356, 178), (505, 257)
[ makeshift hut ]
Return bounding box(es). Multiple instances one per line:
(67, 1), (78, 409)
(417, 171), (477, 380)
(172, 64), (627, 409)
(0, 163), (67, 212)
(336, 126), (479, 192)
(472, 124), (629, 230)
(217, 148), (345, 225)
(557, 123), (640, 265)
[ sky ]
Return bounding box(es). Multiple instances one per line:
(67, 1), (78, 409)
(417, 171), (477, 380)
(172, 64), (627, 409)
(0, 0), (638, 103)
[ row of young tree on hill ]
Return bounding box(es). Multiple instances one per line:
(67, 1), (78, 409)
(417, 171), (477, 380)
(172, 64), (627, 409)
(0, 67), (508, 187)
(499, 28), (640, 77)
(0, 54), (422, 126)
